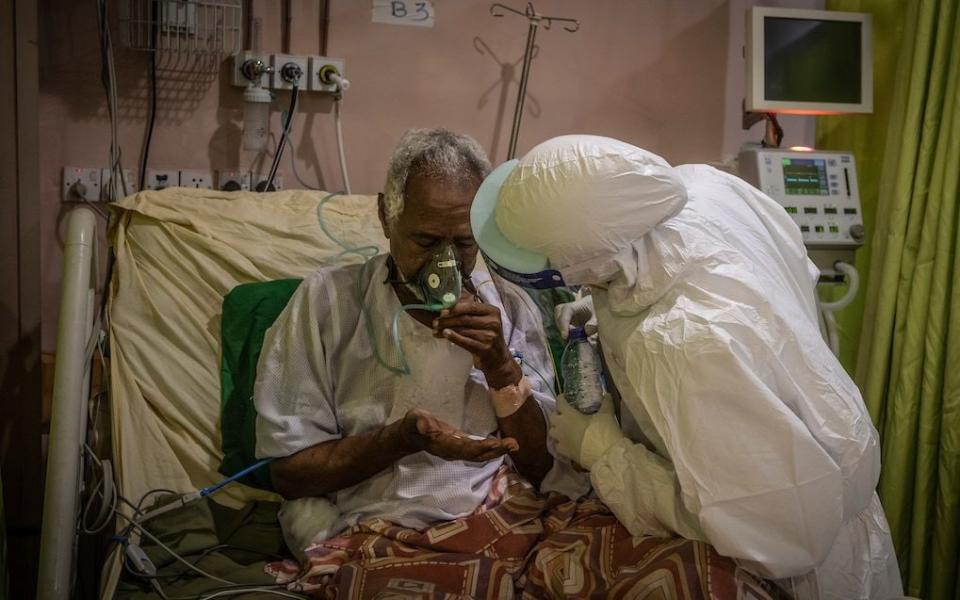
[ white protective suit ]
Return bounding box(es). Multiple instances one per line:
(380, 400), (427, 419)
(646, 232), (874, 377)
(491, 135), (903, 600)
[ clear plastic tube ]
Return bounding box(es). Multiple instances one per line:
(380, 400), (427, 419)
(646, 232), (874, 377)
(317, 193), (442, 375)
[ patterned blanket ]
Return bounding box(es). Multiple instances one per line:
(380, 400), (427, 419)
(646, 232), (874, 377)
(267, 469), (775, 599)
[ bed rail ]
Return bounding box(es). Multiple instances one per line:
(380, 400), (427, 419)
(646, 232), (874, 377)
(37, 208), (99, 600)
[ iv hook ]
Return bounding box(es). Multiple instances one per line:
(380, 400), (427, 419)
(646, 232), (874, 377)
(490, 3), (580, 32)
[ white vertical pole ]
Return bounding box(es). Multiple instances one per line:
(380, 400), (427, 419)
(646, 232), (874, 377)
(37, 208), (98, 600)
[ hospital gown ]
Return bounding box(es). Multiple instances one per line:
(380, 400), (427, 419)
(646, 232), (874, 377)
(254, 254), (582, 546)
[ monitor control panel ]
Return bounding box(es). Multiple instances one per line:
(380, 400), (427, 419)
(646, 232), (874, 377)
(738, 148), (865, 250)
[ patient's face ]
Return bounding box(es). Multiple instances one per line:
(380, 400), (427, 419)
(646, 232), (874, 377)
(385, 172), (481, 280)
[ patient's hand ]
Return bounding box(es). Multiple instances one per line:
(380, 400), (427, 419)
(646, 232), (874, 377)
(399, 408), (519, 462)
(432, 295), (520, 389)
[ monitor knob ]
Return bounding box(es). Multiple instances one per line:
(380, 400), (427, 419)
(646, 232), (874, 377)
(850, 224), (866, 242)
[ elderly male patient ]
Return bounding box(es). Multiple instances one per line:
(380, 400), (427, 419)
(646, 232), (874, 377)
(254, 129), (576, 550)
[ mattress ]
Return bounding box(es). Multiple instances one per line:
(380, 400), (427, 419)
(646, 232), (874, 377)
(107, 188), (386, 509)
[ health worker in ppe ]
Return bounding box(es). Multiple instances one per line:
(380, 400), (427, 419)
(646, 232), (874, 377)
(470, 134), (904, 600)
(254, 129), (585, 554)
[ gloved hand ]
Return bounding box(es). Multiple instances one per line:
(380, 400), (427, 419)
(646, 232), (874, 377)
(549, 394), (623, 470)
(554, 294), (597, 339)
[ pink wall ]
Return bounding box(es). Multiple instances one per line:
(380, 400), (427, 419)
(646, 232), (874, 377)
(38, 0), (821, 351)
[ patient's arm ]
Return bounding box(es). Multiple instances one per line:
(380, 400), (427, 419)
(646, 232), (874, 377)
(271, 408), (518, 500)
(495, 383), (553, 487)
(435, 298), (554, 487)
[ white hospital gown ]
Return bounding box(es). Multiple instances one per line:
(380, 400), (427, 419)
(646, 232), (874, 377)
(254, 254), (582, 543)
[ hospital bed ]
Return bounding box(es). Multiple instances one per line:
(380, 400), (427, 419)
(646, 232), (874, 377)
(41, 188), (774, 599)
(42, 188), (387, 599)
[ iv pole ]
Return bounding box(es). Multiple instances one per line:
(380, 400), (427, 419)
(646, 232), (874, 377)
(490, 3), (579, 159)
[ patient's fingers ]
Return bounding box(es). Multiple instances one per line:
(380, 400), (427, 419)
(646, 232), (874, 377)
(433, 315), (491, 331)
(442, 328), (496, 344)
(432, 432), (517, 462)
(440, 328), (486, 352)
(442, 302), (493, 317)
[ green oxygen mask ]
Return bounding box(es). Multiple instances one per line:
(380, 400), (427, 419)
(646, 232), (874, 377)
(416, 244), (463, 311)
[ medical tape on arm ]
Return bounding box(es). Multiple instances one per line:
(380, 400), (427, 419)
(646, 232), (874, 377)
(490, 376), (532, 418)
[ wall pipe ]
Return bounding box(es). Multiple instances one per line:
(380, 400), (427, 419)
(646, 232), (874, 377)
(320, 0), (330, 56)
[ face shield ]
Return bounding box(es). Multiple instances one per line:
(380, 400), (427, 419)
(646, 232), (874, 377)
(471, 136), (687, 289)
(470, 160), (567, 289)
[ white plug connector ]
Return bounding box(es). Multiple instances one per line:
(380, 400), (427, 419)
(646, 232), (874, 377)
(318, 64), (349, 92)
(124, 542), (157, 576)
(137, 491), (202, 524)
(308, 57), (346, 93)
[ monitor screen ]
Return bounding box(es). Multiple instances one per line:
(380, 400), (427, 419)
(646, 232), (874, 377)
(764, 17), (862, 104)
(782, 158), (829, 195)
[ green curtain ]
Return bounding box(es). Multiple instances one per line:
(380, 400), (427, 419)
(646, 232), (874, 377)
(818, 1), (960, 598)
(816, 1), (907, 371)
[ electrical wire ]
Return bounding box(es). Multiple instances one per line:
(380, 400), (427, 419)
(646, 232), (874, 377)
(96, 0), (128, 201)
(162, 585), (310, 600)
(139, 1), (159, 191)
(265, 85), (299, 191)
(199, 458), (272, 497)
(135, 565), (307, 600)
(113, 511), (239, 586)
(284, 124), (321, 190)
(198, 588), (307, 599)
(160, 545), (286, 586)
(281, 87), (350, 194)
(94, 0), (125, 343)
(81, 445), (118, 534)
(279, 108), (325, 192)
(80, 196), (110, 219)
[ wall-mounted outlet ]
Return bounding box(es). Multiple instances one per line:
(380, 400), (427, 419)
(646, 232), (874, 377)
(63, 167), (102, 202)
(251, 174), (283, 192)
(308, 57), (346, 93)
(144, 169), (180, 190)
(271, 54), (308, 90)
(179, 170), (214, 189)
(100, 168), (139, 199)
(233, 50), (272, 88)
(217, 170), (251, 191)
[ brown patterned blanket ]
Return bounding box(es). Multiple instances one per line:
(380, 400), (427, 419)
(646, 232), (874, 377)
(266, 469), (774, 599)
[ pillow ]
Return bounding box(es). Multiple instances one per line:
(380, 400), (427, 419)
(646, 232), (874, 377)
(219, 279), (302, 491)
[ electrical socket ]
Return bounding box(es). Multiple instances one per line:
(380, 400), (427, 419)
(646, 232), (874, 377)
(251, 174), (283, 192)
(63, 167), (102, 202)
(100, 168), (139, 199)
(233, 50), (272, 88)
(217, 170), (251, 191)
(179, 170), (214, 189)
(271, 54), (309, 90)
(144, 169), (180, 190)
(308, 57), (346, 93)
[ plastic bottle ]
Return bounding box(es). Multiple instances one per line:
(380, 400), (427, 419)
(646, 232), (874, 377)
(560, 326), (605, 414)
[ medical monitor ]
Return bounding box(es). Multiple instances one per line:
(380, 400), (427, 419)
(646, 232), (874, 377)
(746, 7), (872, 115)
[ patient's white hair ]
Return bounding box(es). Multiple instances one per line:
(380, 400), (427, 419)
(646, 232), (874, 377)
(383, 128), (492, 228)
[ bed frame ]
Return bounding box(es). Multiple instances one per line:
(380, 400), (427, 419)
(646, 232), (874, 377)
(37, 207), (100, 600)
